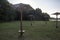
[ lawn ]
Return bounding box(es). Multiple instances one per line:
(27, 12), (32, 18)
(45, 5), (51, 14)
(0, 21), (60, 40)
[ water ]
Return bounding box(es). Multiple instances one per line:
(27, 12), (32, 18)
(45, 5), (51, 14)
(50, 19), (60, 21)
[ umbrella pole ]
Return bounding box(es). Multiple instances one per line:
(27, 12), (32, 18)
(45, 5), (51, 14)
(56, 15), (58, 28)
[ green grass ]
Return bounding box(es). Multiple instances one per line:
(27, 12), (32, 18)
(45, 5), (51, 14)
(0, 21), (60, 40)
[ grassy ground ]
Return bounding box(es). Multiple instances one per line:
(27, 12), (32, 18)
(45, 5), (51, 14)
(0, 21), (60, 40)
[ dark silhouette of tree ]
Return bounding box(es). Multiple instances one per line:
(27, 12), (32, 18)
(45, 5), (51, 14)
(0, 1), (50, 22)
(42, 13), (50, 21)
(0, 0), (18, 22)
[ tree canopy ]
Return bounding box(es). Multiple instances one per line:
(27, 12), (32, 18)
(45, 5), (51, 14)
(0, 0), (50, 22)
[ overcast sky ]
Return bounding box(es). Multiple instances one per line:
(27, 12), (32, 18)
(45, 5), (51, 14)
(7, 0), (60, 18)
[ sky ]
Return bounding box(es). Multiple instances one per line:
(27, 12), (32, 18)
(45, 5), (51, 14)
(7, 0), (60, 18)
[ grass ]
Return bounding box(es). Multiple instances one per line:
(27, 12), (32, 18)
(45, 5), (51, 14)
(0, 21), (60, 40)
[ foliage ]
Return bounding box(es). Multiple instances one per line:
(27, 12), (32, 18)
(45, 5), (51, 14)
(0, 0), (18, 22)
(0, 0), (50, 22)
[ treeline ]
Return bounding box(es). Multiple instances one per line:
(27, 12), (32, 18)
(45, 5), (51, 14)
(0, 0), (50, 22)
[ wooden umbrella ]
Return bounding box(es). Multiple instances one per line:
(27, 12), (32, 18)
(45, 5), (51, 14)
(52, 12), (60, 28)
(29, 15), (33, 26)
(18, 5), (25, 37)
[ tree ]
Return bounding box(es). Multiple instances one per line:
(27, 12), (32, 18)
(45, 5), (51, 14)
(34, 8), (43, 20)
(35, 8), (42, 14)
(42, 13), (50, 21)
(0, 0), (18, 22)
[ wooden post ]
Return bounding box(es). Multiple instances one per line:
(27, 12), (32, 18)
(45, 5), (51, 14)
(56, 15), (58, 28)
(20, 9), (23, 37)
(31, 17), (32, 26)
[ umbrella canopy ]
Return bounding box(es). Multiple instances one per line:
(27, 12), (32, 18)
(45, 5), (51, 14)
(52, 12), (60, 15)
